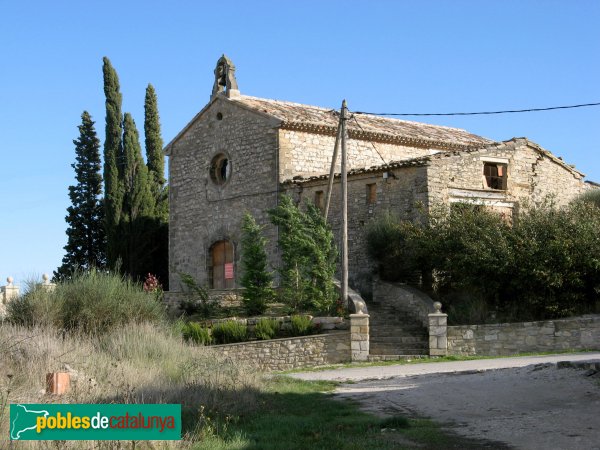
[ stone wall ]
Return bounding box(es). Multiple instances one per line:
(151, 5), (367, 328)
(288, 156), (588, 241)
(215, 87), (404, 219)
(211, 331), (351, 371)
(278, 129), (432, 179)
(372, 280), (434, 328)
(447, 315), (600, 356)
(167, 96), (281, 289)
(427, 139), (588, 210)
(286, 166), (428, 295)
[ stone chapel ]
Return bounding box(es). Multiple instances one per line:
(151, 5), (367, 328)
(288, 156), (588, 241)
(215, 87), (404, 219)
(164, 56), (593, 300)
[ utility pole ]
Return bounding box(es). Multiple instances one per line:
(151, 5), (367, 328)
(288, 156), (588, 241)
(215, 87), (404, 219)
(340, 100), (348, 307)
(324, 117), (342, 220)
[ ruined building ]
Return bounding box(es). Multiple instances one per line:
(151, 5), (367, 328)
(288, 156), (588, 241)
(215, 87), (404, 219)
(165, 56), (593, 299)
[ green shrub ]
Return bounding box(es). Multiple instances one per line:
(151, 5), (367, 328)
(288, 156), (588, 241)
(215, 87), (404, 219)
(178, 273), (217, 317)
(290, 315), (314, 336)
(212, 320), (248, 344)
(7, 270), (165, 333)
(181, 322), (213, 345)
(254, 318), (280, 340)
(367, 200), (600, 323)
(575, 189), (600, 209)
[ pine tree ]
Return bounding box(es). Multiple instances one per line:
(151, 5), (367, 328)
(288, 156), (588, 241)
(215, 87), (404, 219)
(144, 84), (167, 219)
(55, 111), (106, 279)
(240, 213), (275, 314)
(268, 195), (338, 313)
(102, 57), (124, 267)
(121, 113), (156, 278)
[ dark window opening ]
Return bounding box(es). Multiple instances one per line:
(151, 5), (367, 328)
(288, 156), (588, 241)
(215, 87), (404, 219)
(315, 190), (324, 211)
(216, 112), (223, 120)
(366, 183), (377, 204)
(483, 163), (507, 190)
(210, 154), (231, 185)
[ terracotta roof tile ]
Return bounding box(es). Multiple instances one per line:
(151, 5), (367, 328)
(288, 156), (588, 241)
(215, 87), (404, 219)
(233, 95), (494, 148)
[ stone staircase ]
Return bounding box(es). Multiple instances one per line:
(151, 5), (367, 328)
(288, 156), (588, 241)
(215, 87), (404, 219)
(368, 281), (433, 357)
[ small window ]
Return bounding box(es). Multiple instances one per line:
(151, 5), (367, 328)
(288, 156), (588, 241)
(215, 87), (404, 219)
(210, 153), (231, 185)
(315, 190), (324, 211)
(366, 183), (377, 205)
(483, 163), (507, 190)
(216, 112), (223, 120)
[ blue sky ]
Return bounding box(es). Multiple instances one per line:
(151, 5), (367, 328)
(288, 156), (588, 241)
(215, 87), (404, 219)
(1, 1), (599, 287)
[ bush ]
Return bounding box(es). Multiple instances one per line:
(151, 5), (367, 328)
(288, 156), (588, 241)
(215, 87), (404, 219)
(181, 322), (213, 345)
(289, 315), (314, 336)
(254, 318), (280, 340)
(178, 273), (217, 317)
(7, 270), (165, 332)
(212, 320), (248, 344)
(575, 189), (600, 209)
(367, 201), (600, 323)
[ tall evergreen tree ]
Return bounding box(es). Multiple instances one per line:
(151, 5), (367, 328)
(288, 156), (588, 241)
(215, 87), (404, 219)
(102, 57), (125, 267)
(144, 83), (167, 219)
(121, 113), (156, 278)
(55, 111), (106, 279)
(123, 113), (155, 221)
(240, 213), (275, 314)
(268, 195), (338, 313)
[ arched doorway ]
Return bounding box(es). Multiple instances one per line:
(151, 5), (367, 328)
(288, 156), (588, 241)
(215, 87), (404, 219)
(209, 240), (234, 289)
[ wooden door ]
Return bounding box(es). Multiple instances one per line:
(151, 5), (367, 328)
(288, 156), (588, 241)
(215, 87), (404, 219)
(211, 240), (234, 289)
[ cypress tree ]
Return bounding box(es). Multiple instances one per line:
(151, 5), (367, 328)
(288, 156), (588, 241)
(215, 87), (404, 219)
(240, 213), (275, 314)
(102, 57), (125, 267)
(121, 113), (155, 278)
(55, 111), (106, 279)
(144, 84), (167, 219)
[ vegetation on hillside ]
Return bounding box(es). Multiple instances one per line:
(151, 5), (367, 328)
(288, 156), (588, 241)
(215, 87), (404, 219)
(6, 270), (165, 333)
(367, 198), (600, 323)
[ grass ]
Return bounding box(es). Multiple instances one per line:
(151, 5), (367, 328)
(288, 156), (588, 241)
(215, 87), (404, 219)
(191, 376), (508, 449)
(280, 349), (598, 374)
(0, 322), (261, 449)
(0, 321), (510, 449)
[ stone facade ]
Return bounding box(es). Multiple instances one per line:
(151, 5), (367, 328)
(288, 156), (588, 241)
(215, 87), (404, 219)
(447, 315), (600, 356)
(166, 58), (593, 295)
(211, 331), (350, 371)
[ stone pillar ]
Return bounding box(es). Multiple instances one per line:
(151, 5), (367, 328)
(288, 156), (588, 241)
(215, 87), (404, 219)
(1, 277), (19, 317)
(428, 302), (448, 356)
(350, 313), (369, 361)
(41, 273), (56, 291)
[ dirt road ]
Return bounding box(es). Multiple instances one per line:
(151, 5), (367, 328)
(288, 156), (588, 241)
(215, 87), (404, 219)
(292, 354), (600, 449)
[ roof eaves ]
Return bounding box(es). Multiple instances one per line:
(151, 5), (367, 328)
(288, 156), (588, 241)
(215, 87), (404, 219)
(282, 156), (431, 185)
(281, 121), (493, 151)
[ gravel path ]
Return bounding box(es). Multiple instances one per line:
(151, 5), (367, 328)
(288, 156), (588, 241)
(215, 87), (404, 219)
(291, 354), (600, 449)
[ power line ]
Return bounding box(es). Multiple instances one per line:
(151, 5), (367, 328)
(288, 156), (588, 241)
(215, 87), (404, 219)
(354, 102), (600, 117)
(351, 114), (388, 166)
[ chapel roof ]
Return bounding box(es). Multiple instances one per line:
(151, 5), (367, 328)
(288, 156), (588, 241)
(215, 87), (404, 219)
(231, 95), (494, 149)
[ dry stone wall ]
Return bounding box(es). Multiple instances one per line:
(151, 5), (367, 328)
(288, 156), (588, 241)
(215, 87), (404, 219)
(211, 331), (351, 371)
(447, 315), (600, 356)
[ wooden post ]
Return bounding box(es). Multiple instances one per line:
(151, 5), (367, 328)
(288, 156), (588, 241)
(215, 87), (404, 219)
(340, 100), (348, 308)
(324, 118), (342, 220)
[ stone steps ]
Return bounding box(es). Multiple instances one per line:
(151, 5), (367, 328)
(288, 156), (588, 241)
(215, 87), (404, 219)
(368, 294), (429, 356)
(368, 354), (429, 362)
